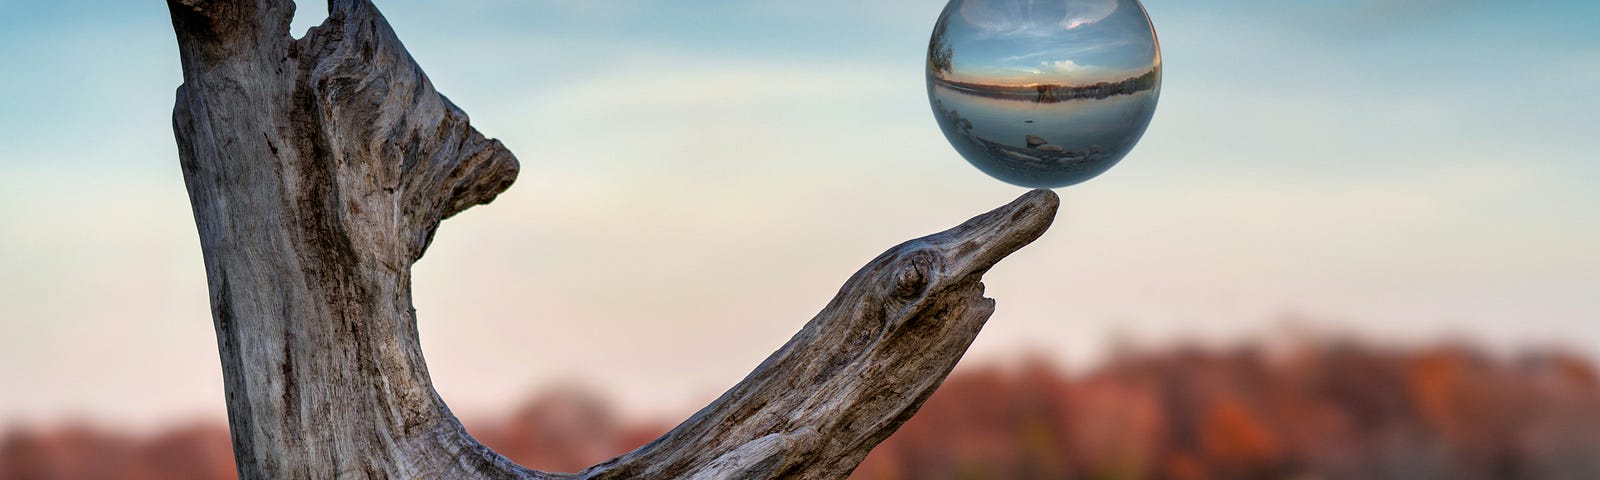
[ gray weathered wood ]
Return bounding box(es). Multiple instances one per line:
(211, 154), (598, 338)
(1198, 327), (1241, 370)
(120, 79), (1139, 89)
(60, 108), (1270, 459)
(167, 0), (1058, 478)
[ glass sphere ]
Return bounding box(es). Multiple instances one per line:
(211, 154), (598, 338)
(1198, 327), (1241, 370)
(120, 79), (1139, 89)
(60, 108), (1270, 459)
(927, 0), (1162, 188)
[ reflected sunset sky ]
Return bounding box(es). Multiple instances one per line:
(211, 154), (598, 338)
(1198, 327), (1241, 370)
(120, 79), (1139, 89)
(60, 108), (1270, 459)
(942, 0), (1159, 85)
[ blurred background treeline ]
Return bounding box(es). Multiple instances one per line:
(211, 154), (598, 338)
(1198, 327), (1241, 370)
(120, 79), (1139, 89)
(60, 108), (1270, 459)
(7, 338), (1600, 480)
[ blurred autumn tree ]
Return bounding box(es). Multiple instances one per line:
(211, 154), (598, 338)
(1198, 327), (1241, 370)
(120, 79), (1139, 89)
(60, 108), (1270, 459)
(8, 341), (1600, 480)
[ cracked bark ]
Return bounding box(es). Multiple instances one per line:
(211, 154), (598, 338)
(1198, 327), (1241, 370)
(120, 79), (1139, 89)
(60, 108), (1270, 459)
(168, 1), (1059, 478)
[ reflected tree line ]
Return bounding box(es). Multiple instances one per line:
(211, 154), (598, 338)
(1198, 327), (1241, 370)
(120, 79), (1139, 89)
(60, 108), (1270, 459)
(935, 67), (1161, 104)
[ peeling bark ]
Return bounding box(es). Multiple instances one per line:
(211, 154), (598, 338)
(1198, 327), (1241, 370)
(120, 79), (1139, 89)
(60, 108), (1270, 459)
(168, 1), (1058, 478)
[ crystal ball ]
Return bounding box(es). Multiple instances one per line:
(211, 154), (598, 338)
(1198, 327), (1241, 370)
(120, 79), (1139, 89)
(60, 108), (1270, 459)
(927, 0), (1162, 188)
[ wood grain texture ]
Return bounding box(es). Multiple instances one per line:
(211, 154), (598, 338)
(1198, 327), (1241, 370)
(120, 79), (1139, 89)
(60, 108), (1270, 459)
(167, 1), (1058, 478)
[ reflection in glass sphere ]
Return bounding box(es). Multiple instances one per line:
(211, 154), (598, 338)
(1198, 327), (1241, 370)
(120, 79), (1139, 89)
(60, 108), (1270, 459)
(927, 0), (1162, 188)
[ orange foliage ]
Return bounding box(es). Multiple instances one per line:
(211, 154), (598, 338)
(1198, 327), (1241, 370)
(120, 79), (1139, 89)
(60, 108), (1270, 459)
(7, 342), (1600, 479)
(0, 424), (233, 480)
(851, 343), (1600, 479)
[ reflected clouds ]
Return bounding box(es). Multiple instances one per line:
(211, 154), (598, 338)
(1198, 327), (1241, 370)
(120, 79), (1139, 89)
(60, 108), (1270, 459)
(959, 0), (1119, 37)
(1061, 0), (1120, 30)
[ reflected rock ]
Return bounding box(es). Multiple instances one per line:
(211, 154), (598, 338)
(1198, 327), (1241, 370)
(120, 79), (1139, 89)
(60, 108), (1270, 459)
(927, 0), (1162, 188)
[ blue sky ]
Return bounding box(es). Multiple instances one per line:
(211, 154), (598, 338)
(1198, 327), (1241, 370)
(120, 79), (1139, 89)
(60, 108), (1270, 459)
(1, 0), (1598, 427)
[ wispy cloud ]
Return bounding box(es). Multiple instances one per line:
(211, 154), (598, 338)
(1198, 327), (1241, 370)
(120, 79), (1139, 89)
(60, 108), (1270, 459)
(1061, 0), (1119, 30)
(958, 0), (1121, 37)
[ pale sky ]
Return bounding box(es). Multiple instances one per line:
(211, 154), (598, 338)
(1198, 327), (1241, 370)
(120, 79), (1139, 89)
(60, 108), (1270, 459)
(1, 0), (1598, 428)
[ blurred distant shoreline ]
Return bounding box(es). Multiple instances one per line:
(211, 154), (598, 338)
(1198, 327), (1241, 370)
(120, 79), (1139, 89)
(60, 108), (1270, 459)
(7, 336), (1600, 479)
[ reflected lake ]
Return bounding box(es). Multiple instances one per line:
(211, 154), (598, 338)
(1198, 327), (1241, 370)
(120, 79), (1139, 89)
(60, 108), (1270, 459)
(929, 82), (1158, 188)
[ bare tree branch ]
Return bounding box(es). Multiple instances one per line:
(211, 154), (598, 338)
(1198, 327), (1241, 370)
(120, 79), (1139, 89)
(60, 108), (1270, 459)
(167, 0), (1058, 478)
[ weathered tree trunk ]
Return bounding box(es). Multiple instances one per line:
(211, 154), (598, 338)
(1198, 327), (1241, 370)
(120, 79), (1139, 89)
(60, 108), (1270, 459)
(167, 1), (1058, 478)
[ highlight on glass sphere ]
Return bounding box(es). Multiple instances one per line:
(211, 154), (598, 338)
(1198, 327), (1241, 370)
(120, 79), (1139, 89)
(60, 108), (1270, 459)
(927, 0), (1162, 188)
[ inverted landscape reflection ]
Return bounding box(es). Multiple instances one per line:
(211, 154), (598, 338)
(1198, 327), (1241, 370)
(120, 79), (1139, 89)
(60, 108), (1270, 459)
(928, 0), (1162, 188)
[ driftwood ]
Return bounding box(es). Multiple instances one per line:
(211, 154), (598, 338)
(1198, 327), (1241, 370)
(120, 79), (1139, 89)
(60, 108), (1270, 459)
(167, 0), (1059, 478)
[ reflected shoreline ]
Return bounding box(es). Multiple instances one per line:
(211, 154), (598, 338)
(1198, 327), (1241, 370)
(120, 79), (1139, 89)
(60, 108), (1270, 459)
(931, 67), (1160, 104)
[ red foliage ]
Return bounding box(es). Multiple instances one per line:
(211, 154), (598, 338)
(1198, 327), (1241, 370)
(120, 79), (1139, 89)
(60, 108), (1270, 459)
(7, 343), (1600, 479)
(0, 424), (233, 480)
(853, 344), (1600, 479)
